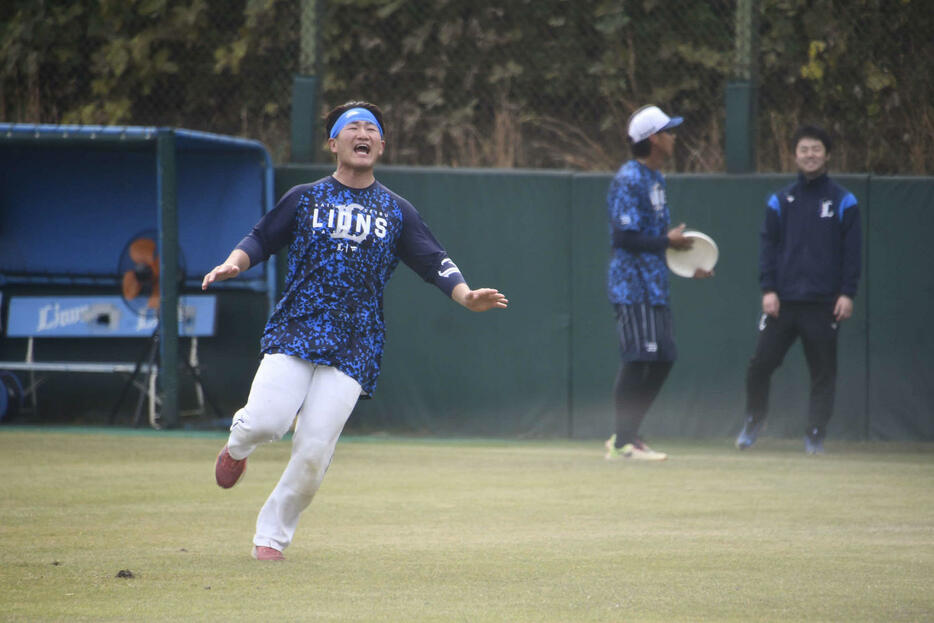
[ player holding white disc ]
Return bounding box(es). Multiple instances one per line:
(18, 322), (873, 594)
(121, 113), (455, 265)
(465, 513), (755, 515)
(603, 105), (713, 461)
(202, 101), (507, 561)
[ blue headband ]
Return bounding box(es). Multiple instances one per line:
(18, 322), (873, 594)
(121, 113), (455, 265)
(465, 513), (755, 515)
(329, 107), (383, 139)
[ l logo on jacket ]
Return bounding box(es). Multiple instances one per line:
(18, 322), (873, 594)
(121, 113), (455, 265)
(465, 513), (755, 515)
(819, 199), (834, 218)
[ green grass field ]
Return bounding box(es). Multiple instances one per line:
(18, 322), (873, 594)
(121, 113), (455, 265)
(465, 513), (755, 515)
(1, 428), (931, 622)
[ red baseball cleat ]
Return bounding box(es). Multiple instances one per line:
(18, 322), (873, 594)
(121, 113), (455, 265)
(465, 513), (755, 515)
(252, 546), (285, 561)
(215, 445), (247, 489)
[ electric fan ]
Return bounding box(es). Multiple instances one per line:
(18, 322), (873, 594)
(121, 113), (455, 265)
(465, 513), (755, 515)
(117, 230), (186, 317)
(111, 230), (198, 427)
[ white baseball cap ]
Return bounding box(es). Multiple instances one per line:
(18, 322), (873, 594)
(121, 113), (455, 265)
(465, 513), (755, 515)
(628, 105), (683, 142)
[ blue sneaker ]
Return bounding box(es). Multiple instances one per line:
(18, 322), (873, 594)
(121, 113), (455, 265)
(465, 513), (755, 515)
(735, 417), (764, 450)
(805, 429), (825, 455)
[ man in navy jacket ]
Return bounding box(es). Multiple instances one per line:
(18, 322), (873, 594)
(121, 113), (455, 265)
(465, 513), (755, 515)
(735, 125), (861, 455)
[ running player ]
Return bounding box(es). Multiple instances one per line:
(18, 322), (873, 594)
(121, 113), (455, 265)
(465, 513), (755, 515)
(203, 101), (508, 560)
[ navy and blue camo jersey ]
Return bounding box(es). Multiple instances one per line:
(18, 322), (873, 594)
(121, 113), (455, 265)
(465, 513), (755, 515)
(606, 160), (671, 306)
(235, 176), (466, 395)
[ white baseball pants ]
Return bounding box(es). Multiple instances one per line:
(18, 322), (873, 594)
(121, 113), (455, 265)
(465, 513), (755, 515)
(226, 353), (361, 552)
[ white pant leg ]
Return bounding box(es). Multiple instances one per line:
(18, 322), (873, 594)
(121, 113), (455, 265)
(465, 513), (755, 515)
(226, 353), (313, 461)
(253, 365), (361, 551)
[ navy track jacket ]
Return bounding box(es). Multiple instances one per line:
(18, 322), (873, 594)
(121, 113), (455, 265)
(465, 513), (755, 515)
(760, 172), (861, 302)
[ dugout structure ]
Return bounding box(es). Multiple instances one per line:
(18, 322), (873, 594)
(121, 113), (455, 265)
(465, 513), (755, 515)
(0, 124), (274, 427)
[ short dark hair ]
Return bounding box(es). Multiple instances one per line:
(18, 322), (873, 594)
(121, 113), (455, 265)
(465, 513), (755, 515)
(792, 124), (832, 153)
(324, 101), (385, 138)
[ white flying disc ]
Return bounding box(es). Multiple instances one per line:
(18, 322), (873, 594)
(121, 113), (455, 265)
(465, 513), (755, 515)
(665, 230), (718, 278)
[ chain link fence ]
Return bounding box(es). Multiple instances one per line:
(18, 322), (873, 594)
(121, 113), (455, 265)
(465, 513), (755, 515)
(319, 1), (733, 172)
(1, 0), (299, 161)
(755, 0), (932, 174)
(1, 0), (930, 173)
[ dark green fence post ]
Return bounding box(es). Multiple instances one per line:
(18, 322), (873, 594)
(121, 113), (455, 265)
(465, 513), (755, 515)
(726, 81), (757, 173)
(157, 129), (179, 428)
(726, 0), (759, 173)
(291, 75), (319, 163)
(291, 0), (320, 162)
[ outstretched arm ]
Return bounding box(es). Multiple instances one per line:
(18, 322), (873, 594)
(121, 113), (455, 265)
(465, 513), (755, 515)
(202, 249), (251, 290)
(200, 184), (302, 291)
(451, 283), (508, 312)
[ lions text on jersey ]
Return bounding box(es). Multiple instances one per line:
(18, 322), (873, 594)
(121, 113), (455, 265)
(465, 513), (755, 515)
(236, 176), (465, 394)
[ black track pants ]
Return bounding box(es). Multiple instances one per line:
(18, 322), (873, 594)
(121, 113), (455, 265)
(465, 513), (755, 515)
(744, 301), (839, 436)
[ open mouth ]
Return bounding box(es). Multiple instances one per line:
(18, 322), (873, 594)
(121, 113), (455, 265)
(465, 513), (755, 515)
(353, 144), (370, 155)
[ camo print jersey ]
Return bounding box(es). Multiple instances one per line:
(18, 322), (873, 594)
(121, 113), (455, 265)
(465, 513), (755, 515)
(236, 176), (465, 395)
(606, 160), (671, 306)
